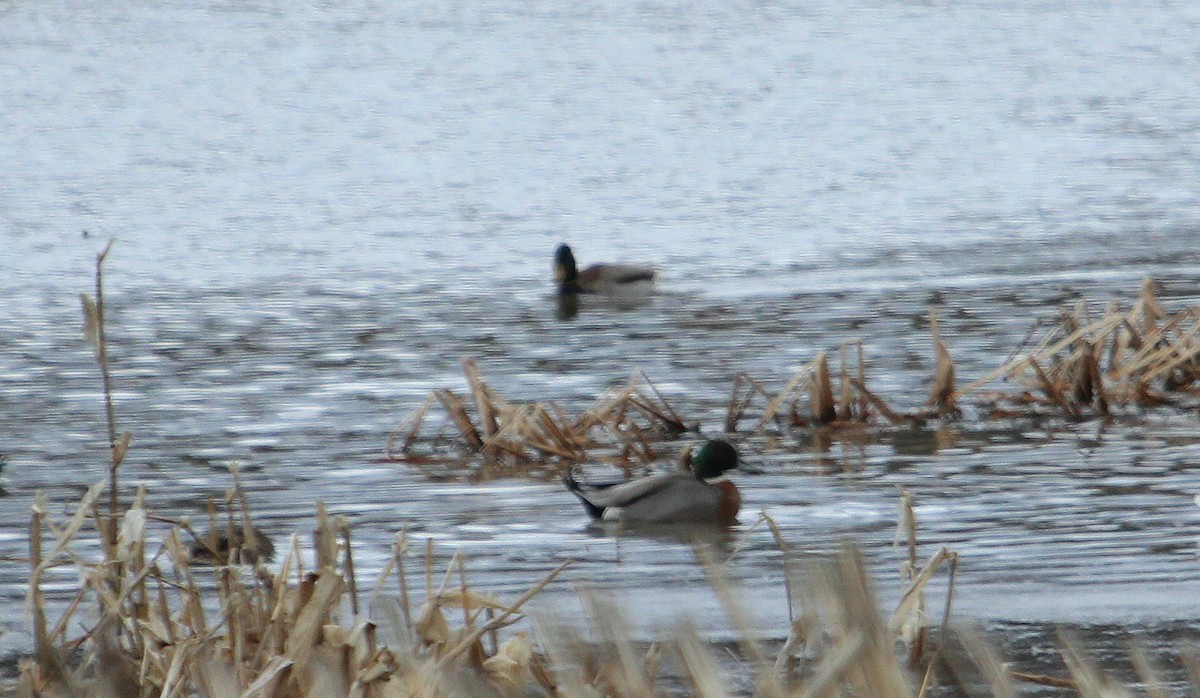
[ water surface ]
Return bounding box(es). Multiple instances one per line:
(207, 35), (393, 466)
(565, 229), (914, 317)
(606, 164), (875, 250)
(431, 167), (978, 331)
(4, 0), (1200, 686)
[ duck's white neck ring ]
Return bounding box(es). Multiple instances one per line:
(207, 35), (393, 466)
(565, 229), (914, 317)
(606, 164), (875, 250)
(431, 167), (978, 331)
(702, 475), (730, 485)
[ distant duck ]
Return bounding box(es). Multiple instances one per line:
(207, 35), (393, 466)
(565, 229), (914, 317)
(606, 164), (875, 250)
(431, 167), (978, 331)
(553, 243), (656, 295)
(563, 439), (743, 525)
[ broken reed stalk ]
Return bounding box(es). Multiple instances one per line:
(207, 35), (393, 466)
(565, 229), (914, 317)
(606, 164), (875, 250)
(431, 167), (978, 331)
(694, 544), (786, 698)
(724, 373), (755, 432)
(80, 239), (130, 541)
(761, 511), (796, 625)
(759, 359), (811, 426)
(856, 341), (869, 420)
(463, 358), (499, 440)
(891, 491), (954, 666)
(633, 368), (690, 432)
(810, 352), (837, 425)
(927, 309), (957, 415)
(386, 393), (436, 459)
(915, 550), (960, 698)
(28, 499), (58, 684)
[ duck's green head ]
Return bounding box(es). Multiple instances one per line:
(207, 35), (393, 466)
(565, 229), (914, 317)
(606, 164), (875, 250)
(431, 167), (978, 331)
(691, 439), (740, 480)
(554, 244), (578, 285)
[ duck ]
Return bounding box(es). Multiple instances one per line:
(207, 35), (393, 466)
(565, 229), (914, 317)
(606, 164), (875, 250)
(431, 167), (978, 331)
(563, 439), (743, 525)
(553, 243), (656, 295)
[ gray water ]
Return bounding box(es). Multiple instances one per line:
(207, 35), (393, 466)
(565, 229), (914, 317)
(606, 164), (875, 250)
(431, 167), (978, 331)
(4, 0), (1200, 686)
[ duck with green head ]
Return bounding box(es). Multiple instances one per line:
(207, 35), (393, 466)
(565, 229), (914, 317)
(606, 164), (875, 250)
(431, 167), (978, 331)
(553, 243), (656, 295)
(563, 439), (743, 525)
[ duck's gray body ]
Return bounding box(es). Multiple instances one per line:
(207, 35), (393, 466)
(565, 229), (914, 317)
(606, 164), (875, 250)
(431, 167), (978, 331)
(564, 470), (727, 523)
(563, 439), (743, 525)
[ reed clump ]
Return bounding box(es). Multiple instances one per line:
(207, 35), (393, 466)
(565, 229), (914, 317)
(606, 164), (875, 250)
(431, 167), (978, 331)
(961, 279), (1200, 419)
(20, 475), (574, 697)
(386, 361), (695, 474)
(725, 308), (961, 435)
(22, 478), (966, 697)
(387, 318), (950, 476)
(26, 483), (1179, 697)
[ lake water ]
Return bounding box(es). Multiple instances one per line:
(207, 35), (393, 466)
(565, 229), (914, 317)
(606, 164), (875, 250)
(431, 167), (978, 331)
(4, 0), (1200, 689)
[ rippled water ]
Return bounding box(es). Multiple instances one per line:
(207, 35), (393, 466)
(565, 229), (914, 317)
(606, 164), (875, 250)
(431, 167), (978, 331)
(4, 0), (1200, 686)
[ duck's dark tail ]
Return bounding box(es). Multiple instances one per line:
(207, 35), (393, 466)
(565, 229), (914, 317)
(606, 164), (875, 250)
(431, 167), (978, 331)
(562, 473), (605, 519)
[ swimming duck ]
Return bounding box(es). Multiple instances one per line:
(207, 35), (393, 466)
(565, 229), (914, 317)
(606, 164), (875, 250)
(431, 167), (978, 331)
(563, 439), (742, 525)
(553, 243), (656, 295)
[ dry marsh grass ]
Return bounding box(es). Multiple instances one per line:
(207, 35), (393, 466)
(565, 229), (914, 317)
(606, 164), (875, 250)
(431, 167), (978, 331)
(21, 477), (573, 697)
(22, 477), (970, 697)
(962, 279), (1200, 418)
(26, 477), (1179, 697)
(386, 362), (696, 475)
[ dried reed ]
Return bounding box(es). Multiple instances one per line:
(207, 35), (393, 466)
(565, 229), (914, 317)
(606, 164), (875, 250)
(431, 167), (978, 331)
(387, 362), (696, 473)
(23, 480), (1184, 698)
(20, 478), (577, 697)
(726, 340), (930, 434)
(962, 279), (1200, 417)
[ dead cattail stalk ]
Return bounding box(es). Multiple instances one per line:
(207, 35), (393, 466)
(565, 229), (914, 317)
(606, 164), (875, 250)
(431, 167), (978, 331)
(838, 343), (855, 421)
(809, 353), (837, 425)
(927, 310), (957, 415)
(386, 393), (436, 458)
(434, 389), (484, 451)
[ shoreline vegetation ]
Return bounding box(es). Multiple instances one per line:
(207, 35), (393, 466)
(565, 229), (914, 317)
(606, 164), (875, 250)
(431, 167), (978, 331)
(15, 246), (1200, 695)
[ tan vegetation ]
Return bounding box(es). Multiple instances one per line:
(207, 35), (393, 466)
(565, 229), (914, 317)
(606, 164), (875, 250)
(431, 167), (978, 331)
(386, 363), (695, 474)
(964, 279), (1200, 418)
(21, 473), (1179, 697)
